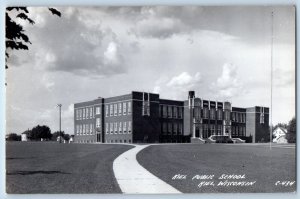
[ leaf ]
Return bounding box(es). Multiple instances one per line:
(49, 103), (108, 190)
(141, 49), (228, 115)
(48, 8), (61, 17)
(16, 13), (35, 24)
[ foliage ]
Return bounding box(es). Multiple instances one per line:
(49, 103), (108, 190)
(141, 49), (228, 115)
(6, 133), (21, 141)
(29, 125), (52, 141)
(6, 7), (61, 69)
(51, 131), (65, 141)
(286, 117), (296, 143)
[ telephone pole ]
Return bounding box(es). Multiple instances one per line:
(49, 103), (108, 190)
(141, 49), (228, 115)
(57, 104), (62, 143)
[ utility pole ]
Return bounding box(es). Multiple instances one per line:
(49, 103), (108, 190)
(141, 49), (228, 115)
(57, 104), (62, 143)
(270, 10), (274, 150)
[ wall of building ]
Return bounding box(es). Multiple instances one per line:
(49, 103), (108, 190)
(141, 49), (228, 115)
(159, 99), (184, 143)
(103, 94), (133, 143)
(132, 92), (160, 143)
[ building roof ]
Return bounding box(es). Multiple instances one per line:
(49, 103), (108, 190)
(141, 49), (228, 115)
(273, 126), (287, 134)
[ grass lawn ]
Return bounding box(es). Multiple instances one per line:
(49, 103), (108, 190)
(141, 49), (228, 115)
(6, 142), (133, 194)
(137, 143), (296, 193)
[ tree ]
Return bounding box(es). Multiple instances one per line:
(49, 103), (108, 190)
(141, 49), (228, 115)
(51, 131), (65, 141)
(6, 7), (61, 69)
(30, 125), (52, 141)
(6, 133), (21, 141)
(286, 117), (296, 143)
(63, 134), (70, 141)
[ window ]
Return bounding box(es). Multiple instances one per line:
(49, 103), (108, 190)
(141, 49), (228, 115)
(83, 108), (86, 119)
(96, 106), (101, 115)
(110, 122), (113, 134)
(123, 102), (127, 115)
(80, 125), (83, 135)
(210, 125), (215, 135)
(173, 107), (178, 118)
(173, 123), (178, 134)
(178, 123), (182, 134)
(90, 124), (93, 134)
(217, 109), (222, 120)
(210, 109), (215, 120)
(114, 122), (118, 133)
(118, 103), (122, 115)
(76, 110), (79, 120)
(114, 104), (118, 116)
(105, 105), (109, 117)
(76, 125), (79, 135)
(242, 114), (246, 123)
(232, 112), (236, 122)
(96, 118), (101, 128)
(239, 126), (243, 136)
(217, 125), (222, 135)
(128, 121), (132, 133)
(224, 111), (230, 121)
(105, 123), (109, 134)
(110, 104), (113, 116)
(178, 107), (183, 119)
(86, 108), (89, 119)
(203, 124), (208, 135)
(90, 107), (93, 118)
(128, 102), (132, 115)
(162, 123), (167, 134)
(123, 121), (127, 133)
(83, 124), (86, 135)
(86, 124), (90, 135)
(162, 106), (167, 118)
(119, 122), (122, 133)
(168, 106), (172, 118)
(168, 123), (172, 134)
(203, 108), (209, 119)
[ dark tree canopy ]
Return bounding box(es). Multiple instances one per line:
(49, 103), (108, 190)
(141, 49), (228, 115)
(29, 125), (52, 140)
(52, 131), (65, 140)
(6, 133), (21, 141)
(5, 7), (61, 69)
(286, 117), (296, 143)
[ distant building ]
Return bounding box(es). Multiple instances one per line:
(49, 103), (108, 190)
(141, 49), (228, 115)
(21, 132), (29, 141)
(74, 91), (269, 144)
(273, 126), (288, 143)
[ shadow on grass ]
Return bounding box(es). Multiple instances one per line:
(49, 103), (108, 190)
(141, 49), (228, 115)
(6, 157), (35, 160)
(7, 170), (71, 175)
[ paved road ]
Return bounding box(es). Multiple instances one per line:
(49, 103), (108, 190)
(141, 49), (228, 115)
(113, 145), (181, 194)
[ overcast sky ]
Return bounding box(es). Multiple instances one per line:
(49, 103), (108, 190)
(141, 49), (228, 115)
(6, 6), (295, 134)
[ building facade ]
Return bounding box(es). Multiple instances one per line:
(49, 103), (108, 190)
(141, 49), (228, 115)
(74, 91), (269, 144)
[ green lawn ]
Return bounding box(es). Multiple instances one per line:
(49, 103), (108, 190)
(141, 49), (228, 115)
(6, 142), (133, 193)
(137, 143), (296, 193)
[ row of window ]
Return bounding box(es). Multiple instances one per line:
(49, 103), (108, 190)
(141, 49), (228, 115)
(106, 139), (132, 143)
(106, 102), (132, 117)
(76, 124), (95, 135)
(232, 126), (246, 136)
(75, 101), (132, 121)
(76, 107), (95, 120)
(75, 139), (132, 144)
(76, 140), (97, 143)
(202, 124), (223, 135)
(160, 105), (183, 119)
(105, 121), (132, 134)
(161, 122), (183, 134)
(232, 112), (246, 123)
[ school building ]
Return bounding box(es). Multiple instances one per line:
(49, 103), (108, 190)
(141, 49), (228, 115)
(73, 91), (269, 144)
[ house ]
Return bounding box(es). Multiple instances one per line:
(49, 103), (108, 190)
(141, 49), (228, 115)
(21, 131), (29, 141)
(273, 126), (288, 143)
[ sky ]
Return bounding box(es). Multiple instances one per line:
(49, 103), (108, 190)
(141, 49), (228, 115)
(6, 6), (295, 134)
